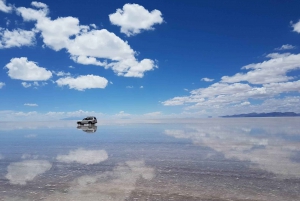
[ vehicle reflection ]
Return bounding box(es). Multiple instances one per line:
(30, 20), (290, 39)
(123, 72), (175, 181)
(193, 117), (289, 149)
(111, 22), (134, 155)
(77, 125), (97, 133)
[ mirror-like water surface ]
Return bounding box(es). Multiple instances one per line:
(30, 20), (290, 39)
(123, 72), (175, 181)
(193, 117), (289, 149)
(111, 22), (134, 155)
(0, 118), (300, 201)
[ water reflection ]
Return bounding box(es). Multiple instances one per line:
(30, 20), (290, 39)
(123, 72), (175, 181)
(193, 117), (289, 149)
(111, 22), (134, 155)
(164, 118), (300, 178)
(44, 160), (154, 201)
(77, 125), (97, 133)
(6, 160), (52, 185)
(56, 148), (107, 165)
(0, 118), (300, 200)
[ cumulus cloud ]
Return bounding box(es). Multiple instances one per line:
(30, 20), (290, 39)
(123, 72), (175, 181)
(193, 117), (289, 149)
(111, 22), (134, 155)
(24, 103), (38, 107)
(109, 3), (163, 36)
(0, 28), (36, 49)
(0, 0), (12, 13)
(5, 160), (52, 185)
(52, 71), (71, 77)
(201, 77), (214, 82)
(31, 1), (48, 9)
(114, 111), (131, 119)
(275, 44), (296, 51)
(164, 81), (300, 110)
(143, 111), (162, 117)
(46, 110), (103, 119)
(0, 82), (5, 89)
(0, 109), (106, 121)
(163, 52), (300, 115)
(56, 148), (108, 165)
(56, 75), (108, 91)
(71, 55), (106, 66)
(5, 57), (52, 81)
(292, 20), (300, 33)
(16, 3), (157, 78)
(221, 53), (300, 84)
(14, 111), (37, 116)
(21, 82), (31, 88)
(241, 101), (250, 106)
(44, 160), (154, 201)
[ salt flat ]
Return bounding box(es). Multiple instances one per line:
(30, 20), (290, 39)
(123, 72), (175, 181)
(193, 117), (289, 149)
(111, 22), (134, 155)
(0, 118), (299, 201)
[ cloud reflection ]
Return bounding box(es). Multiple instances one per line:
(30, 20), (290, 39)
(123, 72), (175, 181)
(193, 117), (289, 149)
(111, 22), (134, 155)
(5, 160), (52, 185)
(44, 160), (154, 201)
(56, 148), (108, 165)
(164, 119), (300, 178)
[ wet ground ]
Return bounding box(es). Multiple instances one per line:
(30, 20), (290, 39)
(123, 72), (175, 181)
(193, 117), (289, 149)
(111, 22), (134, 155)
(0, 118), (300, 201)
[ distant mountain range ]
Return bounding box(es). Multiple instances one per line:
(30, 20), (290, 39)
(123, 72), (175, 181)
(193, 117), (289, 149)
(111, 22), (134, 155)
(221, 112), (300, 118)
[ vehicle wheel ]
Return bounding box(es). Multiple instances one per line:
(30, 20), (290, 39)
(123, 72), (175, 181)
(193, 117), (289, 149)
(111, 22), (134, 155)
(88, 121), (92, 125)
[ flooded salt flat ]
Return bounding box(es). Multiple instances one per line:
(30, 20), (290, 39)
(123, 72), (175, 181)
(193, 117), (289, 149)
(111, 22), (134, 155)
(0, 118), (300, 201)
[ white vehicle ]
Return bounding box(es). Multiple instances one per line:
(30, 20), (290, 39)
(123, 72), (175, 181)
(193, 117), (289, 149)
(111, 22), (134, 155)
(77, 116), (97, 125)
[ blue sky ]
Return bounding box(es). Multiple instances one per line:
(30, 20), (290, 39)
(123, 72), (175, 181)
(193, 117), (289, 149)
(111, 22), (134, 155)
(1, 0), (300, 120)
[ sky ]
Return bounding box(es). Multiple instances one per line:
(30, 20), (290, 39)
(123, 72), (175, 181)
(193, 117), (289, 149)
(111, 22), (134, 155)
(1, 0), (300, 120)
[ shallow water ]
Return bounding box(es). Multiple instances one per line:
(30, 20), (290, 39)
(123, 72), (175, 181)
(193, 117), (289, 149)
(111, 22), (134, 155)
(0, 118), (300, 201)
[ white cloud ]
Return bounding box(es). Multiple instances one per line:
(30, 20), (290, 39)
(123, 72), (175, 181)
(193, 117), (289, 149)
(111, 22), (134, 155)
(0, 28), (36, 49)
(67, 29), (133, 60)
(114, 111), (131, 118)
(56, 148), (108, 165)
(201, 77), (214, 82)
(292, 20), (300, 33)
(90, 23), (97, 29)
(5, 57), (52, 81)
(16, 3), (157, 78)
(109, 3), (163, 36)
(53, 71), (71, 77)
(37, 17), (81, 51)
(266, 52), (291, 59)
(17, 2), (49, 22)
(5, 160), (52, 185)
(126, 85), (133, 88)
(241, 101), (250, 106)
(21, 82), (31, 88)
(275, 44), (296, 50)
(14, 111), (37, 116)
(109, 58), (157, 78)
(0, 0), (12, 13)
(143, 111), (161, 117)
(0, 82), (5, 89)
(31, 1), (48, 9)
(221, 53), (300, 84)
(0, 109), (105, 121)
(140, 85), (144, 88)
(56, 75), (108, 91)
(71, 55), (106, 66)
(24, 103), (38, 107)
(163, 52), (300, 116)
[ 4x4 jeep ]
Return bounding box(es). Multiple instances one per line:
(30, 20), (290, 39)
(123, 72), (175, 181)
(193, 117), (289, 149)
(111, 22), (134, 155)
(77, 116), (97, 125)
